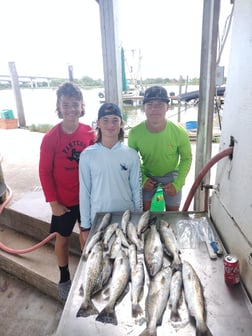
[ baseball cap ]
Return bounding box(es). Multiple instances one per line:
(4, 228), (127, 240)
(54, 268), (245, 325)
(143, 86), (170, 104)
(98, 102), (122, 120)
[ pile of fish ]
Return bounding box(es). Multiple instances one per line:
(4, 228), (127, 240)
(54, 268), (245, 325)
(76, 210), (213, 336)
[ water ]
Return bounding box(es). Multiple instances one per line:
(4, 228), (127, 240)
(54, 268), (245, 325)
(0, 85), (200, 128)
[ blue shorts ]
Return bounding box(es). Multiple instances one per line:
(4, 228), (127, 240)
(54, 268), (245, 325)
(50, 205), (80, 237)
(143, 171), (182, 207)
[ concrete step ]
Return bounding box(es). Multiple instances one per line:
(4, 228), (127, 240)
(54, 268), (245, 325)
(0, 209), (81, 303)
(0, 269), (63, 336)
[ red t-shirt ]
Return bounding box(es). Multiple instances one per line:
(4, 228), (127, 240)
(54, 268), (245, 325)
(39, 123), (95, 206)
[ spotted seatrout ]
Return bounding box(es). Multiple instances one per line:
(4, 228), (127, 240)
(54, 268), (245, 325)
(131, 260), (145, 317)
(139, 266), (172, 336)
(182, 261), (213, 336)
(76, 241), (103, 317)
(137, 210), (151, 237)
(159, 219), (182, 270)
(96, 250), (131, 325)
(144, 223), (163, 277)
(169, 270), (182, 322)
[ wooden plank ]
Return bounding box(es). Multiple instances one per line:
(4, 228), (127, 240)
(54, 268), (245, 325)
(98, 0), (122, 107)
(8, 62), (26, 128)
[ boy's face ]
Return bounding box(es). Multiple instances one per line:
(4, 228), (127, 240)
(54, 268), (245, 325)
(58, 95), (84, 121)
(144, 100), (169, 124)
(97, 114), (122, 138)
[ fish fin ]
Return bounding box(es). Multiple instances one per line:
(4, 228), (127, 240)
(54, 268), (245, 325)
(132, 303), (143, 318)
(96, 306), (118, 325)
(170, 310), (181, 322)
(76, 301), (99, 318)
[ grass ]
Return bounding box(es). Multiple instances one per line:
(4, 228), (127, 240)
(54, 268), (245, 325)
(29, 123), (53, 133)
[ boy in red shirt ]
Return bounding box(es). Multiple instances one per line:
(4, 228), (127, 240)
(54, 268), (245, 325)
(39, 82), (95, 302)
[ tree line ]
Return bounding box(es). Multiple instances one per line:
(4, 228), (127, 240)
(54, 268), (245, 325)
(0, 76), (206, 90)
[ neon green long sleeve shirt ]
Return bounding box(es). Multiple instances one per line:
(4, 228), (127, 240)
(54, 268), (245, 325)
(128, 120), (192, 192)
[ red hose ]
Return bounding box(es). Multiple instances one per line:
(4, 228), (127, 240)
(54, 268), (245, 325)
(0, 232), (57, 255)
(182, 146), (234, 211)
(0, 184), (57, 254)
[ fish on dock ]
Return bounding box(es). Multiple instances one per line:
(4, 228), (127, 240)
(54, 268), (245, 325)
(169, 270), (183, 322)
(98, 212), (112, 232)
(76, 241), (103, 318)
(144, 223), (163, 277)
(137, 210), (151, 237)
(103, 222), (119, 250)
(139, 266), (172, 336)
(121, 209), (131, 234)
(127, 221), (143, 251)
(116, 227), (130, 248)
(109, 234), (122, 259)
(96, 250), (131, 325)
(159, 219), (182, 271)
(182, 261), (213, 336)
(82, 229), (103, 259)
(130, 260), (145, 318)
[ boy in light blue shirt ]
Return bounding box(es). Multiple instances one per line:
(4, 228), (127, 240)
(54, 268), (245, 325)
(79, 103), (142, 245)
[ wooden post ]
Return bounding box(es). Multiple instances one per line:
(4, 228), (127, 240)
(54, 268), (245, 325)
(177, 76), (183, 123)
(98, 0), (122, 108)
(8, 61), (26, 128)
(194, 0), (220, 211)
(68, 65), (74, 82)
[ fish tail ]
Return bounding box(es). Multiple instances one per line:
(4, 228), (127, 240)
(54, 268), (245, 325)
(132, 303), (143, 318)
(95, 306), (118, 325)
(170, 309), (181, 322)
(76, 301), (98, 318)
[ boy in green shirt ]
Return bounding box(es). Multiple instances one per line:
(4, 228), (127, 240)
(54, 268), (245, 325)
(128, 85), (192, 211)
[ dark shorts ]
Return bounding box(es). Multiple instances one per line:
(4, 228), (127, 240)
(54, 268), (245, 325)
(50, 205), (81, 237)
(143, 171), (182, 207)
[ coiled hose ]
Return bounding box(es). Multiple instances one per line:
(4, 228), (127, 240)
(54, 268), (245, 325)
(0, 184), (56, 254)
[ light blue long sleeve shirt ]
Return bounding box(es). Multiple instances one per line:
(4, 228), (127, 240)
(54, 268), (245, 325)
(79, 141), (143, 229)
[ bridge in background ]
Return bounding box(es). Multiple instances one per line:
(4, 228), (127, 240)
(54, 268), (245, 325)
(0, 75), (63, 87)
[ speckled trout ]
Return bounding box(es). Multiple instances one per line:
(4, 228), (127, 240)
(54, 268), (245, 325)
(182, 261), (213, 336)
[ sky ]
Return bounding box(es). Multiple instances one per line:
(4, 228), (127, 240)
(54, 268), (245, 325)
(0, 0), (233, 80)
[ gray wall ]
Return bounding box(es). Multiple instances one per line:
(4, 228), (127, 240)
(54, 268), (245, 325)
(211, 0), (252, 297)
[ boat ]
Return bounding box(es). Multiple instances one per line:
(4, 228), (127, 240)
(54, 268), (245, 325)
(177, 86), (225, 102)
(98, 83), (144, 106)
(98, 47), (145, 106)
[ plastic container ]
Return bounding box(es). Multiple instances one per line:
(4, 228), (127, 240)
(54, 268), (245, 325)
(0, 109), (14, 119)
(150, 187), (165, 212)
(185, 121), (198, 131)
